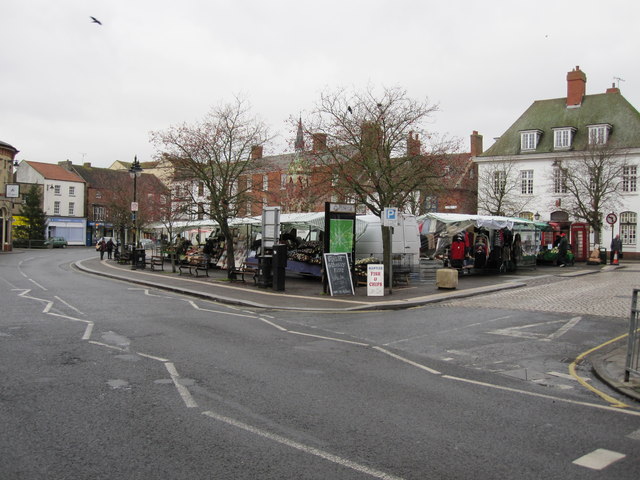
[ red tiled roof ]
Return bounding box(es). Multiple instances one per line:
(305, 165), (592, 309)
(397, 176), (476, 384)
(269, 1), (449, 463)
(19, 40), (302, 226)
(25, 161), (85, 183)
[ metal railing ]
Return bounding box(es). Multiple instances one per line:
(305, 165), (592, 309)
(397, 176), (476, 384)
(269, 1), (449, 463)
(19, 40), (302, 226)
(624, 288), (640, 382)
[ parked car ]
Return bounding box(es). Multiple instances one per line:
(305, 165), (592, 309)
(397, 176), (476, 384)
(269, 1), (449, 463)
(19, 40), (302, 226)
(45, 236), (68, 248)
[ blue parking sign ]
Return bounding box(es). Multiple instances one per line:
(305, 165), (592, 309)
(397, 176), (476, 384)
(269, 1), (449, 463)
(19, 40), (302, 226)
(383, 207), (398, 226)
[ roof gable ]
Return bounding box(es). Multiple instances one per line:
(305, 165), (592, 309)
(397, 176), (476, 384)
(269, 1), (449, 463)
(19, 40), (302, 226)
(481, 91), (640, 157)
(26, 161), (85, 183)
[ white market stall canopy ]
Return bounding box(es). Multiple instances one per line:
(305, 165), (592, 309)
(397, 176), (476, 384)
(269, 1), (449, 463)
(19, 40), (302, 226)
(148, 213), (379, 239)
(420, 213), (546, 237)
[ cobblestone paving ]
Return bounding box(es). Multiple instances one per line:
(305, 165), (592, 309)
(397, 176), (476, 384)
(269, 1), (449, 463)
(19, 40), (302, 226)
(443, 265), (640, 318)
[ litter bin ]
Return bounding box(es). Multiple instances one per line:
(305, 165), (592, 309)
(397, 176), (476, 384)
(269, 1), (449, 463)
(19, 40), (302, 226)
(131, 248), (146, 269)
(256, 255), (273, 288)
(272, 244), (287, 291)
(599, 247), (607, 265)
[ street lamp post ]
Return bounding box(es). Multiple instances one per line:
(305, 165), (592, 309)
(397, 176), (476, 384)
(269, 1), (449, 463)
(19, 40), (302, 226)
(129, 156), (143, 270)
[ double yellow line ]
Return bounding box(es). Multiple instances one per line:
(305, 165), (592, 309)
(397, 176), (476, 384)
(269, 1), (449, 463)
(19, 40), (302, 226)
(569, 333), (631, 408)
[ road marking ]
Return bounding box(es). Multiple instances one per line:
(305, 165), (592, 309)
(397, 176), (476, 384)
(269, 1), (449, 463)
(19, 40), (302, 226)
(165, 362), (198, 408)
(137, 352), (170, 362)
(442, 375), (640, 416)
(373, 347), (441, 375)
(572, 448), (626, 470)
(289, 331), (370, 346)
(202, 410), (405, 480)
(88, 340), (127, 351)
(258, 317), (288, 331)
(28, 278), (47, 291)
(185, 300), (258, 319)
(543, 316), (581, 341)
(569, 333), (631, 408)
(627, 428), (640, 440)
(54, 295), (85, 315)
(488, 317), (581, 341)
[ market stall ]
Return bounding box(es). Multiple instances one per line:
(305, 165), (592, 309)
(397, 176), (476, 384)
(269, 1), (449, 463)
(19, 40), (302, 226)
(419, 213), (546, 273)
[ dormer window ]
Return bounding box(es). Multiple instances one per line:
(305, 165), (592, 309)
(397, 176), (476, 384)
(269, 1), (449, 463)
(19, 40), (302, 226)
(588, 124), (611, 145)
(553, 127), (576, 150)
(520, 130), (542, 151)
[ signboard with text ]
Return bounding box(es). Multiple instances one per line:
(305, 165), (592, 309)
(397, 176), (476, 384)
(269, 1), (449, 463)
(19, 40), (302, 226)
(323, 253), (354, 296)
(367, 264), (384, 296)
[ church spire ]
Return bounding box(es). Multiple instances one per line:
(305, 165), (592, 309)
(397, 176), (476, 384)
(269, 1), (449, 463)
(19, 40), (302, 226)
(294, 117), (305, 152)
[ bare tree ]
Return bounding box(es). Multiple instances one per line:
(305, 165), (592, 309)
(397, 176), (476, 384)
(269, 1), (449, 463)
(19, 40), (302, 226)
(477, 159), (531, 216)
(303, 85), (459, 282)
(150, 97), (271, 277)
(555, 144), (627, 244)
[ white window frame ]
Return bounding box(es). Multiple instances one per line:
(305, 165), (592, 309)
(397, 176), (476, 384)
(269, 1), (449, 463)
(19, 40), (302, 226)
(620, 211), (637, 246)
(68, 202), (75, 215)
(520, 130), (541, 151)
(246, 176), (252, 192)
(622, 165), (637, 193)
(54, 185), (61, 196)
(262, 174), (269, 192)
(493, 170), (506, 192)
(588, 124), (611, 145)
(69, 186), (75, 196)
(553, 167), (567, 194)
(553, 127), (575, 150)
(94, 205), (105, 221)
(520, 170), (534, 195)
(280, 173), (287, 189)
(54, 201), (60, 215)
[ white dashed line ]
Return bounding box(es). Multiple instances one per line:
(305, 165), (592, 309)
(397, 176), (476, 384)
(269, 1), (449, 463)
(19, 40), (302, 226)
(202, 410), (405, 480)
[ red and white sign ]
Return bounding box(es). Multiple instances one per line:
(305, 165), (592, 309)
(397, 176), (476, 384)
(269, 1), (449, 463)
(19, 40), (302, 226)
(367, 264), (384, 296)
(606, 212), (617, 225)
(131, 202), (139, 212)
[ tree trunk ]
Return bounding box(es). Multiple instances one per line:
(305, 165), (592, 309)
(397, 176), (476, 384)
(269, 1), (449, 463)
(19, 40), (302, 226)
(221, 222), (236, 279)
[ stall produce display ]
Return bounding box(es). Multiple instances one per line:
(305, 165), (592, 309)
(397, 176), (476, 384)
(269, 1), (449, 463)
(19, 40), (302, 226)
(287, 240), (323, 265)
(537, 246), (575, 265)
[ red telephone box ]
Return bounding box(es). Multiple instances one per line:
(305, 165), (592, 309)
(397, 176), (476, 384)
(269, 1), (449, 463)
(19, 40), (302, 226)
(570, 223), (589, 261)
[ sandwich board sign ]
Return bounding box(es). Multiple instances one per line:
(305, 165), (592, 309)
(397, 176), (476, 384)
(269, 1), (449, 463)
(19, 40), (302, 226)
(323, 252), (354, 296)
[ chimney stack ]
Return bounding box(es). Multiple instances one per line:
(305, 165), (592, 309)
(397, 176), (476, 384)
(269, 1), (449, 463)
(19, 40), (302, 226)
(407, 131), (421, 157)
(566, 66), (586, 107)
(606, 83), (620, 94)
(250, 145), (263, 160)
(470, 131), (483, 156)
(312, 133), (327, 152)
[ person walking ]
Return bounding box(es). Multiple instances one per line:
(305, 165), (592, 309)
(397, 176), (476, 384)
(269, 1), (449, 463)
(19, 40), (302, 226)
(610, 234), (623, 264)
(557, 232), (568, 267)
(98, 238), (107, 260)
(106, 238), (114, 260)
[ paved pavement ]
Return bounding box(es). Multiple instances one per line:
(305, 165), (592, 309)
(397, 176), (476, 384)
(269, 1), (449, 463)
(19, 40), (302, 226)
(48, 253), (640, 403)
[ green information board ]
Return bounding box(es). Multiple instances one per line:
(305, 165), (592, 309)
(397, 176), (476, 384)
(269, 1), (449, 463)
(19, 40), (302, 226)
(329, 219), (354, 253)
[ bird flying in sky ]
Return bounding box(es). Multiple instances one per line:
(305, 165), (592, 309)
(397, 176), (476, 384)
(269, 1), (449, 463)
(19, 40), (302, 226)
(90, 16), (102, 25)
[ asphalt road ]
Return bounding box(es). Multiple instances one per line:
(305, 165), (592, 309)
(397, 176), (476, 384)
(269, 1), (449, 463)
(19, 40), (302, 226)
(1, 248), (639, 479)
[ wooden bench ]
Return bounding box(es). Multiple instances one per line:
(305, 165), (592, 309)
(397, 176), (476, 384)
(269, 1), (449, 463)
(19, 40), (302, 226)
(178, 257), (209, 277)
(149, 255), (164, 271)
(117, 251), (131, 265)
(229, 262), (257, 283)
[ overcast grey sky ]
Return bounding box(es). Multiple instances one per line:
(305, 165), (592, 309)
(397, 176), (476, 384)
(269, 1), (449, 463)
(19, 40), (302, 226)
(2, 0), (639, 168)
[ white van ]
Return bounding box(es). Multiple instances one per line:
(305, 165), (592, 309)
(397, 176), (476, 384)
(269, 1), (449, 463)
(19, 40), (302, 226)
(355, 214), (421, 269)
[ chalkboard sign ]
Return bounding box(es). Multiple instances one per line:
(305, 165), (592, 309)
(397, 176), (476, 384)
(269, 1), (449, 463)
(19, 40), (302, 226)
(323, 253), (355, 296)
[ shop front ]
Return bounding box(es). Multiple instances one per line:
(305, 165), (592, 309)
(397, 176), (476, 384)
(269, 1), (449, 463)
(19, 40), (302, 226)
(46, 217), (87, 246)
